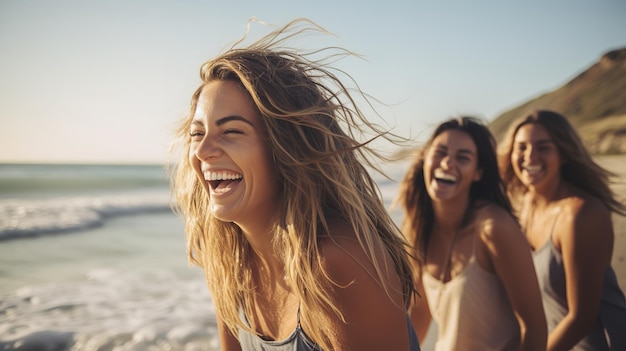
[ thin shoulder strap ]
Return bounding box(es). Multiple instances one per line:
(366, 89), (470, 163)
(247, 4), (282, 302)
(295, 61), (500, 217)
(549, 209), (561, 240)
(471, 209), (484, 258)
(297, 303), (302, 328)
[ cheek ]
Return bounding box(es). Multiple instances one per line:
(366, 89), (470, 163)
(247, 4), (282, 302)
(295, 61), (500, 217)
(511, 152), (522, 169)
(187, 149), (195, 166)
(422, 160), (433, 182)
(549, 154), (563, 171)
(188, 148), (196, 166)
(187, 142), (197, 160)
(187, 146), (202, 175)
(259, 142), (278, 178)
(423, 155), (435, 169)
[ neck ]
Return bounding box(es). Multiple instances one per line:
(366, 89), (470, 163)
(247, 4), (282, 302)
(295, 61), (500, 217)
(252, 250), (285, 283)
(238, 221), (285, 279)
(527, 176), (564, 208)
(432, 196), (470, 233)
(236, 207), (280, 248)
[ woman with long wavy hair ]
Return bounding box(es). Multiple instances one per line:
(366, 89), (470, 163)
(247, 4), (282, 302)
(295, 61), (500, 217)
(499, 109), (626, 350)
(169, 19), (420, 351)
(396, 116), (546, 350)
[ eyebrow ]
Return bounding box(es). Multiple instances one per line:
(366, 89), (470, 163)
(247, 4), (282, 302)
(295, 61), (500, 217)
(535, 139), (554, 145)
(516, 138), (554, 145)
(216, 115), (254, 127)
(458, 149), (476, 155)
(191, 115), (255, 127)
(433, 144), (476, 156)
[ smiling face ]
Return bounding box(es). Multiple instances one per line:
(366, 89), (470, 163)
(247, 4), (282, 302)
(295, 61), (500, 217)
(188, 80), (280, 229)
(511, 122), (562, 192)
(423, 129), (482, 203)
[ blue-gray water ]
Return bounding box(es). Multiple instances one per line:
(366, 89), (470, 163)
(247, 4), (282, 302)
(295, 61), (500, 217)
(0, 164), (219, 350)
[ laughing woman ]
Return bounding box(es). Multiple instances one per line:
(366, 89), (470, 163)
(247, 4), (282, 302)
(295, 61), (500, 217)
(169, 19), (420, 351)
(396, 117), (546, 351)
(499, 110), (626, 350)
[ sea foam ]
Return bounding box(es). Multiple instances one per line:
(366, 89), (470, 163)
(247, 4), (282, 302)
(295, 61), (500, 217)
(0, 192), (172, 240)
(0, 268), (220, 351)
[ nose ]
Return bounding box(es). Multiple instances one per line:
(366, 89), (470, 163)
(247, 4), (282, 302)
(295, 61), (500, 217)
(524, 146), (539, 163)
(194, 135), (222, 161)
(441, 154), (454, 169)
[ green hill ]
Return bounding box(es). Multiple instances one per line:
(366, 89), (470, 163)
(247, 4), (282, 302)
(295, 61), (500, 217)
(489, 47), (626, 155)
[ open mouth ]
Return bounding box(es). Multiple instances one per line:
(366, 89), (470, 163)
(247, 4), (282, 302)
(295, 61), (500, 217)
(203, 171), (243, 191)
(523, 165), (543, 174)
(434, 170), (457, 185)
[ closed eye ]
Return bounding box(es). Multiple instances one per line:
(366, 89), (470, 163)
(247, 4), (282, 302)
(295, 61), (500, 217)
(538, 145), (553, 152)
(190, 131), (204, 140)
(433, 149), (447, 157)
(224, 128), (243, 134)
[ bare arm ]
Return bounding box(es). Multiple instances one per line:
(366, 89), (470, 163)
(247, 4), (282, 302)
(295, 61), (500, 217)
(318, 235), (413, 351)
(483, 205), (547, 351)
(547, 200), (612, 351)
(217, 315), (242, 351)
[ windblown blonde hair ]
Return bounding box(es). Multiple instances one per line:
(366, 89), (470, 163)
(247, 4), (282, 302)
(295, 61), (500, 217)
(499, 109), (626, 215)
(169, 18), (414, 350)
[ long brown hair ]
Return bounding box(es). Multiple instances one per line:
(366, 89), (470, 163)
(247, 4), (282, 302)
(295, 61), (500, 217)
(396, 116), (513, 262)
(499, 109), (626, 215)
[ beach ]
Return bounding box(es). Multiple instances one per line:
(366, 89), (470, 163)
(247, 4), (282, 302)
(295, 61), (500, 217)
(596, 155), (626, 293)
(0, 164), (222, 350)
(0, 157), (624, 350)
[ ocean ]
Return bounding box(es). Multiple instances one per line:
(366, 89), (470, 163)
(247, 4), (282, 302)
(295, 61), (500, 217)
(0, 162), (414, 351)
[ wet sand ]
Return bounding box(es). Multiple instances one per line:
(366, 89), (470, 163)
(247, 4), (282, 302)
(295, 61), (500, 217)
(595, 155), (626, 293)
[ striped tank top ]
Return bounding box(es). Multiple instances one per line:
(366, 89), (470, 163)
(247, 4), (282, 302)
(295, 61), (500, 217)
(237, 310), (421, 350)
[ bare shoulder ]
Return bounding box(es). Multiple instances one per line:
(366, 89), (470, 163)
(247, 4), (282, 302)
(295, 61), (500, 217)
(315, 218), (409, 350)
(318, 219), (391, 286)
(474, 201), (520, 238)
(557, 191), (613, 243)
(471, 202), (529, 265)
(560, 192), (610, 224)
(473, 202), (535, 278)
(554, 187), (615, 282)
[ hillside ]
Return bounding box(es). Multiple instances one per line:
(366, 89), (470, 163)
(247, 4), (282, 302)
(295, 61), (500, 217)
(489, 47), (626, 154)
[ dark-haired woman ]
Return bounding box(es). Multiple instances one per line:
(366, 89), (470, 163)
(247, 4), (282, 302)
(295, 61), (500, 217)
(397, 116), (546, 351)
(500, 110), (626, 350)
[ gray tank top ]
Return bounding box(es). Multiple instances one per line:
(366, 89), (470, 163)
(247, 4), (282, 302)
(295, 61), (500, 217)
(532, 231), (626, 350)
(237, 309), (421, 350)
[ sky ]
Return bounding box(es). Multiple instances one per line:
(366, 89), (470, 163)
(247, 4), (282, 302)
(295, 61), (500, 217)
(1, 0), (625, 165)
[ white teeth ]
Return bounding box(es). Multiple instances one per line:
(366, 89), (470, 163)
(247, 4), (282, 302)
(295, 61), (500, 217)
(203, 171), (243, 181)
(434, 170), (457, 182)
(524, 165), (542, 172)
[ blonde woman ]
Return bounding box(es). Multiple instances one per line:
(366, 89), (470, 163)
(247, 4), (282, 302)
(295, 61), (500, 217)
(500, 110), (626, 350)
(396, 117), (546, 350)
(170, 19), (420, 351)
